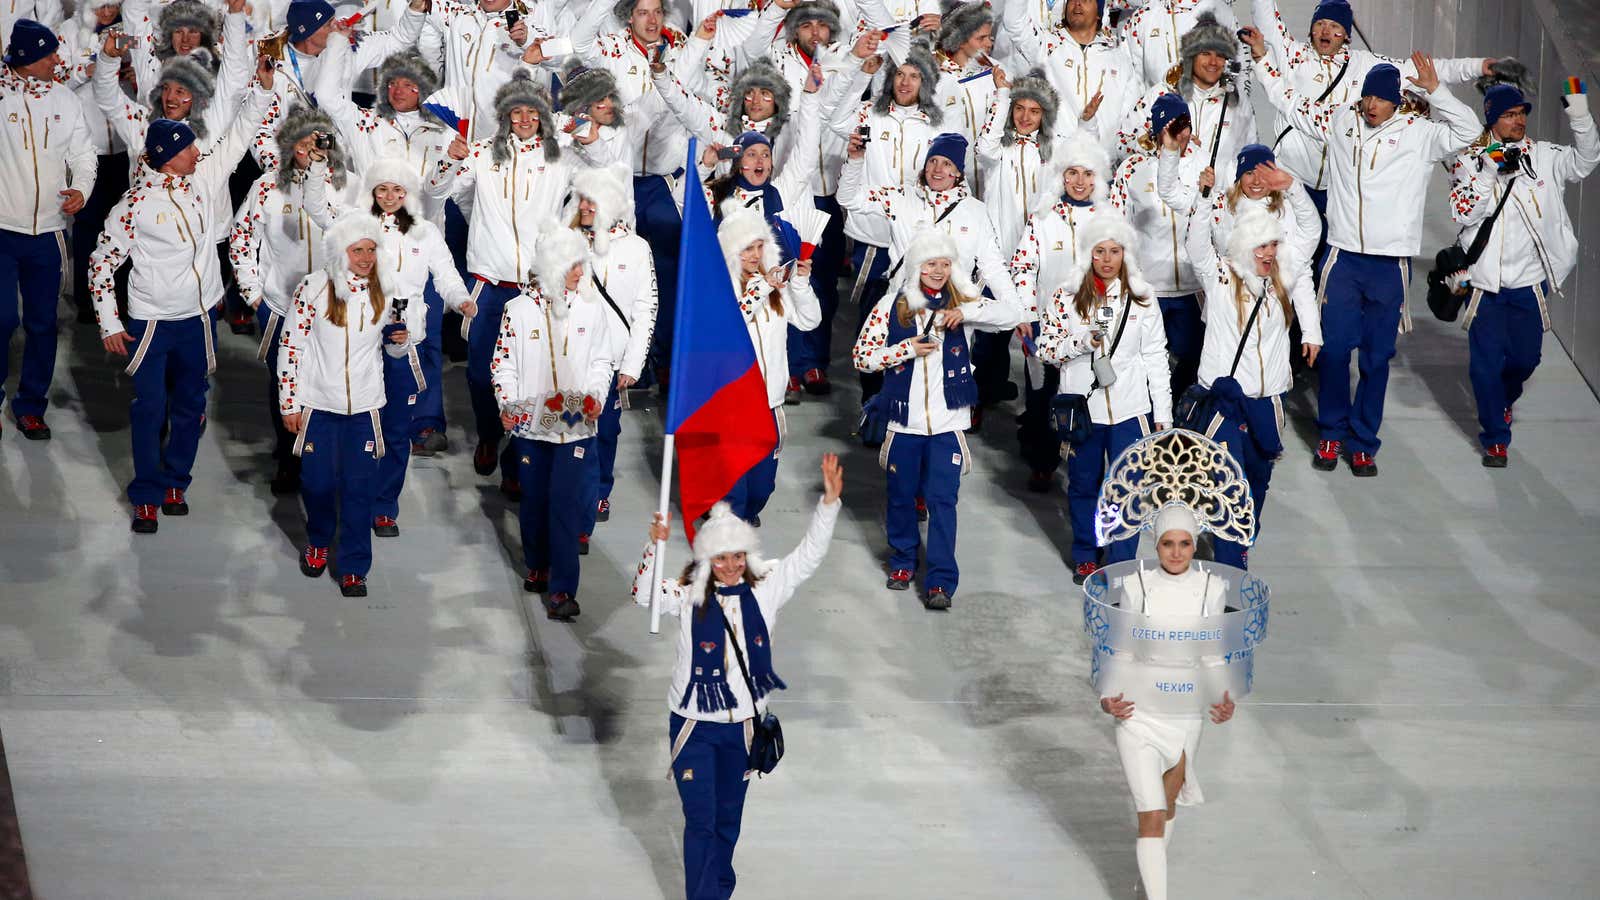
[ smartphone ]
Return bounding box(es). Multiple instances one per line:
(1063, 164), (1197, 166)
(856, 124), (871, 144)
(716, 145), (739, 161)
(504, 8), (520, 29)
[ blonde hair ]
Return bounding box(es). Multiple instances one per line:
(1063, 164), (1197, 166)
(323, 274), (386, 328)
(1231, 262), (1292, 328)
(1225, 181), (1285, 216)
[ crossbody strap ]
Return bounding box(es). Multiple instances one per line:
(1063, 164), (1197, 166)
(1273, 55), (1350, 149)
(1463, 174), (1519, 267)
(885, 198), (964, 282)
(721, 610), (761, 711)
(590, 273), (630, 334)
(1104, 287), (1137, 358)
(1228, 289), (1269, 378)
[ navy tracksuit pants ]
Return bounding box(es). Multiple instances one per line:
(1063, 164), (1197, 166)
(512, 436), (596, 595)
(409, 283), (447, 439)
(299, 410), (382, 577)
(885, 430), (965, 594)
(1468, 283), (1545, 450)
(124, 315), (210, 506)
(581, 382), (624, 537)
(465, 280), (520, 470)
(670, 713), (751, 900)
(374, 349), (425, 520)
(635, 175), (682, 371)
(1065, 415), (1147, 567)
(0, 229), (65, 419)
(786, 195), (846, 377)
(1316, 250), (1408, 456)
(1158, 293), (1203, 402)
(1211, 396), (1280, 570)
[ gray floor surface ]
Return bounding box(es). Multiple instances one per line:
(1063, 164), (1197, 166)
(4, 3), (1600, 897)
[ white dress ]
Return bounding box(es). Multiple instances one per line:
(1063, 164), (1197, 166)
(1113, 562), (1226, 812)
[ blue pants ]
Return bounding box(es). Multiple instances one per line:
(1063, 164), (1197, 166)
(374, 350), (424, 519)
(1305, 187), (1331, 282)
(1158, 293), (1203, 402)
(724, 425), (780, 523)
(1211, 396), (1280, 570)
(670, 713), (750, 900)
(512, 436), (596, 594)
(581, 382), (624, 535)
(465, 280), (520, 460)
(255, 303), (298, 468)
(1468, 284), (1545, 449)
(299, 410), (381, 577)
(410, 283), (447, 437)
(885, 430), (964, 594)
(0, 229), (65, 418)
(1316, 251), (1407, 455)
(851, 241), (893, 400)
(1065, 415), (1146, 566)
(125, 315), (209, 506)
(1017, 350), (1062, 475)
(786, 194), (846, 375)
(635, 175), (683, 369)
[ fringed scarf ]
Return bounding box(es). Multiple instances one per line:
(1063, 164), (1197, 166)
(680, 583), (787, 714)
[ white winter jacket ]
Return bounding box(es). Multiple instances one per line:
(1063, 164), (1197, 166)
(735, 270), (822, 409)
(999, 14), (1135, 159)
(1156, 148), (1321, 264)
(489, 284), (616, 444)
(230, 168), (347, 315)
(1116, 0), (1239, 91)
(1010, 199), (1107, 319)
(1112, 148), (1203, 296)
(1037, 277), (1172, 426)
(587, 225), (659, 382)
(426, 132), (574, 284)
(277, 268), (391, 416)
(976, 88), (1068, 256)
(0, 68), (97, 235)
(827, 65), (939, 247)
(1116, 79), (1255, 188)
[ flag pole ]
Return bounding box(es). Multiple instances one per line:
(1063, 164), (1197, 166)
(648, 433), (675, 635)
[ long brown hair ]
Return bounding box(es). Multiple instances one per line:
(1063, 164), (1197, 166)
(324, 271), (387, 328)
(1070, 260), (1149, 321)
(740, 270), (784, 317)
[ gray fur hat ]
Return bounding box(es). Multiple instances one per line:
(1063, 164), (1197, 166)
(560, 58), (626, 128)
(1003, 69), (1058, 161)
(376, 51), (440, 121)
(155, 0), (219, 63)
(728, 58), (791, 142)
(937, 0), (994, 57)
(275, 103), (348, 190)
(1178, 13), (1239, 97)
(147, 56), (214, 143)
(1475, 57), (1535, 98)
(610, 0), (647, 27)
(783, 0), (841, 43)
(873, 37), (943, 124)
(492, 71), (560, 165)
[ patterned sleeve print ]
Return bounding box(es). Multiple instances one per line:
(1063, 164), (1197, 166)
(89, 192), (138, 339)
(1447, 154), (1492, 224)
(277, 277), (318, 414)
(1110, 157), (1135, 213)
(851, 297), (914, 373)
(228, 180), (268, 307)
(488, 303), (519, 408)
(1011, 220), (1041, 319)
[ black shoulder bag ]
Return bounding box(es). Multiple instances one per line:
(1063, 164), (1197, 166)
(1174, 289), (1267, 433)
(722, 615), (784, 776)
(1426, 174), (1518, 322)
(591, 274), (630, 333)
(1272, 55), (1350, 149)
(1051, 291), (1135, 446)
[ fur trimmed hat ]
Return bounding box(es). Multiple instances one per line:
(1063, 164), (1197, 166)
(532, 224), (591, 303)
(362, 157), (422, 217)
(728, 57), (792, 143)
(873, 38), (943, 124)
(275, 103), (348, 190)
(560, 58), (625, 128)
(567, 164), (634, 254)
(1003, 68), (1059, 160)
(375, 51), (440, 121)
(898, 229), (977, 303)
(937, 0), (994, 57)
(322, 213), (396, 297)
(155, 0), (219, 63)
(1062, 212), (1151, 300)
(717, 199), (780, 286)
(1178, 12), (1238, 97)
(77, 0), (122, 29)
(1036, 131), (1111, 213)
(1225, 207), (1285, 282)
(783, 0), (841, 44)
(492, 71), (560, 165)
(1475, 57), (1535, 99)
(687, 502), (773, 604)
(148, 56), (214, 142)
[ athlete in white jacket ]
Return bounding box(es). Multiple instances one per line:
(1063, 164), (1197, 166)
(999, 0), (1132, 159)
(1116, 0), (1239, 92)
(490, 225), (615, 621)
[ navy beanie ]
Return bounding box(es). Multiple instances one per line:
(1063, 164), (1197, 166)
(1311, 1), (1354, 34)
(733, 130), (771, 154)
(1235, 143), (1275, 181)
(926, 132), (968, 174)
(1149, 92), (1189, 137)
(4, 19), (60, 68)
(145, 118), (197, 170)
(1361, 64), (1403, 104)
(286, 0), (335, 42)
(1483, 83), (1532, 126)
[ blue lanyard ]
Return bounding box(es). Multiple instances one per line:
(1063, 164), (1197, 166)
(287, 45), (317, 106)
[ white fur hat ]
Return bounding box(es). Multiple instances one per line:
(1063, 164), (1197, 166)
(688, 501), (773, 604)
(717, 199), (780, 286)
(897, 229), (976, 306)
(361, 157), (421, 216)
(533, 224), (590, 296)
(322, 213), (395, 296)
(1153, 503), (1199, 540)
(567, 164), (634, 255)
(1061, 212), (1152, 300)
(1036, 131), (1111, 214)
(1225, 207), (1285, 280)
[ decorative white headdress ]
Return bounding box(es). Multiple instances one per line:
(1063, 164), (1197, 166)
(1094, 429), (1257, 548)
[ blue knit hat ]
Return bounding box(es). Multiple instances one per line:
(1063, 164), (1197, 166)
(286, 0), (335, 41)
(145, 118), (197, 170)
(4, 19), (60, 68)
(1310, 1), (1354, 34)
(1235, 143), (1275, 181)
(1149, 92), (1189, 137)
(733, 131), (771, 154)
(1361, 64), (1403, 104)
(1483, 83), (1532, 126)
(926, 132), (968, 174)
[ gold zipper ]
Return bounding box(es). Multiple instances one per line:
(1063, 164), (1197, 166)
(543, 297), (560, 389)
(343, 304), (352, 413)
(25, 100), (39, 232)
(510, 151), (521, 278)
(169, 187), (205, 312)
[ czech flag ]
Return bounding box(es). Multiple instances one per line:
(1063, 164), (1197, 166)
(666, 140), (778, 541)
